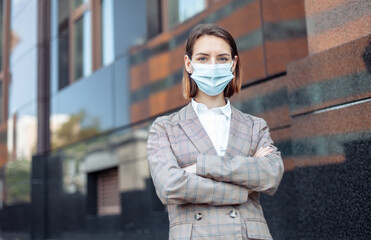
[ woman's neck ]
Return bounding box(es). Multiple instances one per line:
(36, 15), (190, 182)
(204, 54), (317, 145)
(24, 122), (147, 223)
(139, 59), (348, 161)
(194, 92), (226, 109)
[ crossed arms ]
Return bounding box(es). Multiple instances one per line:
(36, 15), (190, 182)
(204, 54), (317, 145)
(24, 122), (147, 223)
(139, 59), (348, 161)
(146, 117), (284, 206)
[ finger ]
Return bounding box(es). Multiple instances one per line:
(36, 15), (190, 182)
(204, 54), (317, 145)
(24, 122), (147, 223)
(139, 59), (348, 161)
(254, 149), (264, 157)
(254, 146), (272, 156)
(254, 147), (266, 156)
(259, 147), (271, 154)
(261, 148), (273, 155)
(256, 146), (268, 154)
(255, 147), (273, 157)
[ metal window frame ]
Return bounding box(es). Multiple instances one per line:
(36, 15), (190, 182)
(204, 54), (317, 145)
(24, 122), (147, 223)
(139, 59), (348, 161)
(0, 0), (10, 125)
(68, 0), (102, 84)
(160, 0), (214, 32)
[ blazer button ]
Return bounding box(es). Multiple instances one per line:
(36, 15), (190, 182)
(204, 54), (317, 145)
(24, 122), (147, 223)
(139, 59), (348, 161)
(229, 209), (238, 218)
(195, 212), (202, 221)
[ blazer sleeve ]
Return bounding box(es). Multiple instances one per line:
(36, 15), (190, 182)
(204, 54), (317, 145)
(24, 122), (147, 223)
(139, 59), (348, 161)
(147, 117), (249, 206)
(196, 119), (284, 196)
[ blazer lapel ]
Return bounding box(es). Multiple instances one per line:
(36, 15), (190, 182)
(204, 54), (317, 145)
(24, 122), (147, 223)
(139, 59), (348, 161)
(225, 106), (253, 158)
(179, 103), (217, 155)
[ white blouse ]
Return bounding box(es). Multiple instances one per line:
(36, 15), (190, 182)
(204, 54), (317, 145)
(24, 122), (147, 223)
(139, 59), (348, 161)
(191, 98), (231, 157)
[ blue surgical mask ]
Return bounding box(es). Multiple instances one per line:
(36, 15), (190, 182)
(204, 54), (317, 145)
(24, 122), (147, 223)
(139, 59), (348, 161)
(190, 61), (234, 96)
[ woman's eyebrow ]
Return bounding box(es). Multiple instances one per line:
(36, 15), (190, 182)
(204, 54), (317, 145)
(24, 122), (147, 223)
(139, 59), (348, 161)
(195, 53), (231, 56)
(195, 53), (210, 56)
(217, 53), (231, 56)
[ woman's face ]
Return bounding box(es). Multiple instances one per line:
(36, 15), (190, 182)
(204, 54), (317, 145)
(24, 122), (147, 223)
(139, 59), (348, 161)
(185, 35), (237, 72)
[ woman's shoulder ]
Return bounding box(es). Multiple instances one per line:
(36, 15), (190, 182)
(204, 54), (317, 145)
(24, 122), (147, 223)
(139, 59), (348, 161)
(232, 105), (267, 125)
(151, 105), (187, 126)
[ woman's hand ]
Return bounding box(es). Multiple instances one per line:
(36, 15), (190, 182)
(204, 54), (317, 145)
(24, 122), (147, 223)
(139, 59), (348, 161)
(248, 147), (272, 195)
(184, 147), (272, 194)
(254, 146), (273, 157)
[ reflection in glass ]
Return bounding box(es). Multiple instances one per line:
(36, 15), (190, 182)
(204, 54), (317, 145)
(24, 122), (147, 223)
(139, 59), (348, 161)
(51, 110), (100, 150)
(97, 168), (120, 215)
(0, 0), (3, 72)
(168, 0), (205, 28)
(4, 102), (37, 204)
(72, 0), (88, 11)
(8, 48), (37, 115)
(62, 143), (87, 194)
(57, 123), (151, 195)
(16, 115), (37, 161)
(56, 0), (70, 90)
(0, 130), (6, 208)
(0, 173), (3, 208)
(58, 0), (69, 24)
(0, 82), (2, 124)
(58, 27), (69, 89)
(7, 117), (13, 161)
(0, 116), (6, 164)
(7, 99), (36, 203)
(74, 11), (92, 81)
(5, 158), (31, 203)
(50, 113), (167, 217)
(168, 0), (179, 27)
(9, 0), (37, 66)
(178, 0), (205, 22)
(101, 0), (114, 66)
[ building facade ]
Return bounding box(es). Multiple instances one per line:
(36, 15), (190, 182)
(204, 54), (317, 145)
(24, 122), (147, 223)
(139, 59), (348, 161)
(0, 0), (370, 239)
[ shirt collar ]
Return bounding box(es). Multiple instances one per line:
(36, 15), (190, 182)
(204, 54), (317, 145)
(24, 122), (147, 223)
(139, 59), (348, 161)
(191, 98), (231, 119)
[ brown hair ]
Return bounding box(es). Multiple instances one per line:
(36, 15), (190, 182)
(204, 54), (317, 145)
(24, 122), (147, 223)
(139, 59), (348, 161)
(182, 24), (242, 99)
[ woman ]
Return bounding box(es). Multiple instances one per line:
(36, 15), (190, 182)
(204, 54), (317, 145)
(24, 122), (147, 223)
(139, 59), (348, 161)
(147, 24), (284, 240)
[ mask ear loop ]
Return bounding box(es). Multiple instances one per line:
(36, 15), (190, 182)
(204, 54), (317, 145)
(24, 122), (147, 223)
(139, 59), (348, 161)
(187, 57), (195, 73)
(187, 60), (196, 91)
(230, 60), (235, 72)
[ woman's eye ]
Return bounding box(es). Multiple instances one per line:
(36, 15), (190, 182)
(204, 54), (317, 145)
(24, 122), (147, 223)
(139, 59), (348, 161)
(219, 57), (228, 62)
(198, 57), (207, 61)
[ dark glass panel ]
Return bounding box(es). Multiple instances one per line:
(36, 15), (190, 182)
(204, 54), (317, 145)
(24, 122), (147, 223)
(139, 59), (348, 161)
(73, 11), (91, 82)
(58, 27), (69, 90)
(0, 0), (3, 72)
(58, 0), (69, 24)
(72, 0), (87, 11)
(0, 81), (2, 124)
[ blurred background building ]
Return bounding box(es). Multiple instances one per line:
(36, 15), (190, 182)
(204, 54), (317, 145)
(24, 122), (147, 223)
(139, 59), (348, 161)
(0, 0), (370, 239)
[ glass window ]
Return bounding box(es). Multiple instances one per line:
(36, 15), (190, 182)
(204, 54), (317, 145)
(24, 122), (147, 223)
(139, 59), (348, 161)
(147, 0), (162, 39)
(101, 0), (114, 66)
(0, 81), (2, 124)
(53, 0), (112, 89)
(72, 0), (88, 11)
(58, 0), (69, 24)
(178, 0), (205, 22)
(0, 175), (3, 208)
(5, 158), (31, 203)
(57, 0), (70, 90)
(58, 27), (69, 90)
(168, 0), (206, 28)
(0, 0), (4, 72)
(74, 11), (92, 81)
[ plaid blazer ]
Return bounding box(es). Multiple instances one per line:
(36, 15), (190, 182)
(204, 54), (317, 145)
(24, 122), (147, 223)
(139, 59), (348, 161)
(147, 103), (284, 240)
